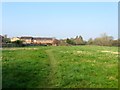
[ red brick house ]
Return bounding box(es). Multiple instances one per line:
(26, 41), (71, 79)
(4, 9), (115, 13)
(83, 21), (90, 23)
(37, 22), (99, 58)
(20, 37), (33, 44)
(20, 36), (58, 46)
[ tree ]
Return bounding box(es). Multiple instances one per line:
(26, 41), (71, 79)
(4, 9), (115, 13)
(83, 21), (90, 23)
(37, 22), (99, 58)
(112, 39), (120, 47)
(87, 38), (93, 45)
(112, 40), (118, 46)
(66, 38), (75, 45)
(74, 35), (84, 45)
(2, 38), (11, 43)
(94, 33), (113, 46)
(53, 39), (59, 46)
(58, 39), (68, 46)
(12, 40), (23, 46)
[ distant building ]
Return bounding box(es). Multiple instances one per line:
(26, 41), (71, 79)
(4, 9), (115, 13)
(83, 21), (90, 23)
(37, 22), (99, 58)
(10, 37), (20, 42)
(20, 36), (58, 46)
(33, 37), (55, 45)
(20, 37), (33, 44)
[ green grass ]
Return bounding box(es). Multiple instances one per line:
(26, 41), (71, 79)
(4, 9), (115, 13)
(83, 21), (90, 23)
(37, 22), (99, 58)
(2, 45), (118, 88)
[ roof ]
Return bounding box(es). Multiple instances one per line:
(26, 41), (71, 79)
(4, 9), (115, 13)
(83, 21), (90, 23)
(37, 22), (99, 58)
(33, 37), (54, 40)
(20, 36), (56, 40)
(11, 37), (20, 39)
(20, 37), (33, 39)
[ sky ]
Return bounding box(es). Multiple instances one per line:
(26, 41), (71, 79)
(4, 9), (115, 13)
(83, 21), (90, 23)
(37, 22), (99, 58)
(2, 2), (118, 40)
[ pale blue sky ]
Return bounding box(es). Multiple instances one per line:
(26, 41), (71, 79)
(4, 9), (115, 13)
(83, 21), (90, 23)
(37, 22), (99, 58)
(2, 2), (118, 40)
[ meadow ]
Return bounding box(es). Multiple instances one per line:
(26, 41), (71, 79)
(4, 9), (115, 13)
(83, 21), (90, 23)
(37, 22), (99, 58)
(2, 45), (118, 88)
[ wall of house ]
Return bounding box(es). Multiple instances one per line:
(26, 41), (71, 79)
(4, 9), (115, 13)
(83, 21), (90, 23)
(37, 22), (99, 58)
(11, 37), (20, 42)
(40, 40), (53, 44)
(33, 39), (53, 44)
(33, 40), (41, 44)
(21, 39), (32, 44)
(20, 38), (56, 45)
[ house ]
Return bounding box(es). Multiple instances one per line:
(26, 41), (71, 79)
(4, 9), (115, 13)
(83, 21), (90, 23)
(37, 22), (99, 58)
(33, 37), (55, 45)
(20, 37), (33, 44)
(10, 37), (20, 42)
(20, 36), (58, 46)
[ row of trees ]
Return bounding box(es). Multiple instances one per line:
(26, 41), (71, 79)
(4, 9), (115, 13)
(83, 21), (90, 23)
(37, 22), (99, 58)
(1, 33), (120, 47)
(58, 33), (120, 47)
(66, 36), (85, 45)
(57, 36), (85, 46)
(87, 33), (120, 46)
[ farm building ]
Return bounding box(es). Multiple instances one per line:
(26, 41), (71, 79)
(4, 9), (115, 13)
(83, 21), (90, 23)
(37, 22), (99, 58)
(20, 37), (33, 44)
(33, 37), (54, 45)
(10, 37), (20, 42)
(20, 36), (58, 46)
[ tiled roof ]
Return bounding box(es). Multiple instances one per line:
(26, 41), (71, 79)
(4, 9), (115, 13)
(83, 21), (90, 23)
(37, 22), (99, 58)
(20, 37), (33, 39)
(20, 36), (55, 40)
(33, 37), (53, 40)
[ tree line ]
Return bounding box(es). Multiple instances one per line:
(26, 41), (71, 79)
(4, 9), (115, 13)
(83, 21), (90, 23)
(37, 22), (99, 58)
(1, 33), (120, 47)
(57, 33), (120, 47)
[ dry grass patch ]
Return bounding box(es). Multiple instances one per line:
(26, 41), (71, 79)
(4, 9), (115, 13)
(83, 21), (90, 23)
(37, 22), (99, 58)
(107, 76), (117, 81)
(3, 48), (38, 50)
(73, 50), (92, 55)
(101, 51), (119, 55)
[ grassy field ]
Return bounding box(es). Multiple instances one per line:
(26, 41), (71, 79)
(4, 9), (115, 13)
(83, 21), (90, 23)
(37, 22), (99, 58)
(2, 45), (118, 88)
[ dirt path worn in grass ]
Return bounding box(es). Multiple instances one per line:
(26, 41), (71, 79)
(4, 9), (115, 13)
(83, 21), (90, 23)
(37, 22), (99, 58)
(45, 49), (57, 87)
